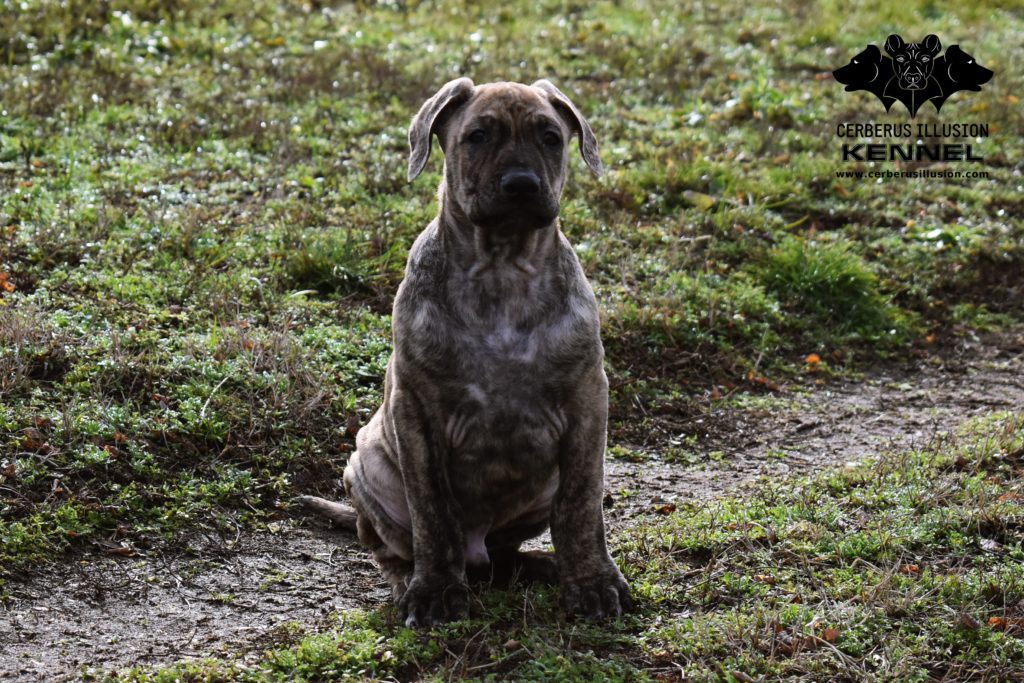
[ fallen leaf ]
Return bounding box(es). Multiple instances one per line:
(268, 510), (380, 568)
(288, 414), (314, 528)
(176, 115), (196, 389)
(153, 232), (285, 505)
(804, 353), (821, 365)
(746, 372), (780, 391)
(346, 414), (361, 437)
(899, 564), (920, 574)
(958, 613), (981, 630)
(20, 428), (48, 451)
(682, 190), (717, 211)
(654, 503), (677, 515)
(985, 616), (1024, 631)
(820, 628), (840, 643)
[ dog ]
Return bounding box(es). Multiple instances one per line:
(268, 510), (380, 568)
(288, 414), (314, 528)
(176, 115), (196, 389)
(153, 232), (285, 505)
(930, 44), (993, 113)
(832, 44), (896, 112)
(300, 78), (630, 627)
(883, 34), (943, 116)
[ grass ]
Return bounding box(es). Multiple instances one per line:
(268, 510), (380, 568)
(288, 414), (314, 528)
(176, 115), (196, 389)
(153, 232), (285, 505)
(0, 0), (1022, 678)
(106, 411), (1024, 681)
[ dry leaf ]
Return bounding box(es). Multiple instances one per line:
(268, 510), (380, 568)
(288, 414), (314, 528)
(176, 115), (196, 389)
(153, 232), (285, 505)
(958, 613), (981, 630)
(20, 428), (48, 451)
(682, 190), (717, 211)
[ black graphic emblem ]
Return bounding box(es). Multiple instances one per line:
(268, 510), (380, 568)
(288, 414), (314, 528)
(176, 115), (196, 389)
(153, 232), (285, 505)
(833, 35), (992, 117)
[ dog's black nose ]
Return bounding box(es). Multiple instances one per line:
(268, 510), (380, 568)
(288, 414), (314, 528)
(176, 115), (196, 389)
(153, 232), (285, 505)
(500, 169), (541, 195)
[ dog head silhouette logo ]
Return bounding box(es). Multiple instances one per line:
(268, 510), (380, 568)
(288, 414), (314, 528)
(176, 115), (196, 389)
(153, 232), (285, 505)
(833, 35), (992, 117)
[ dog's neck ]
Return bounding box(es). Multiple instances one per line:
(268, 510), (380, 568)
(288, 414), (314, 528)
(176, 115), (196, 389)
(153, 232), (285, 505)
(437, 189), (558, 280)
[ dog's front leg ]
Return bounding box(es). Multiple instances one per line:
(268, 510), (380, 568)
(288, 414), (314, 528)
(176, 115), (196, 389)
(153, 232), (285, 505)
(550, 369), (632, 619)
(389, 387), (469, 627)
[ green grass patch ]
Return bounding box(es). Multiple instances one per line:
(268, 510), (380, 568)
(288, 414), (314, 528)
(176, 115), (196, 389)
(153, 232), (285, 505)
(760, 235), (912, 346)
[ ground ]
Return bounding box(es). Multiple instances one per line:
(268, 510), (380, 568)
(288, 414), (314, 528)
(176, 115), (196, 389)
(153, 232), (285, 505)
(1, 0), (1023, 681)
(3, 334), (1022, 681)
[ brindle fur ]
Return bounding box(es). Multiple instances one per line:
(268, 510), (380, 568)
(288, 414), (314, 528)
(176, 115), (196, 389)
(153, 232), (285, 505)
(299, 78), (630, 627)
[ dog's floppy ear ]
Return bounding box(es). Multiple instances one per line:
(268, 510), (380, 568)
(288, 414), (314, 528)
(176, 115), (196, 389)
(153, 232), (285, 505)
(885, 34), (906, 55)
(531, 79), (603, 177)
(922, 34), (941, 55)
(408, 77), (475, 182)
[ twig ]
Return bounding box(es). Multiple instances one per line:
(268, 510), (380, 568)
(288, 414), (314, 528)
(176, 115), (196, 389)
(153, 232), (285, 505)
(200, 371), (234, 420)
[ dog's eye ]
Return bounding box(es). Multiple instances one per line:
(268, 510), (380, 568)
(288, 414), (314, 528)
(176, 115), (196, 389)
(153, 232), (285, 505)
(467, 129), (487, 144)
(542, 131), (562, 147)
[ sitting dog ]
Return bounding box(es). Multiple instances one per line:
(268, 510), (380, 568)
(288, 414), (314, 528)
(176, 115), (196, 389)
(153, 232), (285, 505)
(300, 78), (630, 627)
(930, 44), (994, 113)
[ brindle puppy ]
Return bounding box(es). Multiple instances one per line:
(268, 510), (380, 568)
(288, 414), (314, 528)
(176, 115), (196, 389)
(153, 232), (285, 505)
(300, 78), (630, 627)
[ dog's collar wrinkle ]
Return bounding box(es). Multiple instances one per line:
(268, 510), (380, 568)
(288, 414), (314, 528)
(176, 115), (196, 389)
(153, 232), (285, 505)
(438, 203), (556, 278)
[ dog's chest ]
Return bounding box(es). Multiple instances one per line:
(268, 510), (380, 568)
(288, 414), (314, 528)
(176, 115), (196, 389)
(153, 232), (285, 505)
(446, 308), (575, 446)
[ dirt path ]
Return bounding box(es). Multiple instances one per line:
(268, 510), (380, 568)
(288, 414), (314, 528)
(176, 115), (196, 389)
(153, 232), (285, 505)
(2, 331), (1022, 682)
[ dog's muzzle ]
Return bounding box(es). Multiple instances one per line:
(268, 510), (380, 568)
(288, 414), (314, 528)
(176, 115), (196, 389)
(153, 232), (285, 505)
(500, 168), (541, 196)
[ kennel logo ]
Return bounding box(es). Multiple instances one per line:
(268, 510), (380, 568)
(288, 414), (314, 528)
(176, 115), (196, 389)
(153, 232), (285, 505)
(833, 34), (993, 117)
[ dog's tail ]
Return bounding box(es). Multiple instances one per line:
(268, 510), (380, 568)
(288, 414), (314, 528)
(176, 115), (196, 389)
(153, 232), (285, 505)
(295, 495), (358, 532)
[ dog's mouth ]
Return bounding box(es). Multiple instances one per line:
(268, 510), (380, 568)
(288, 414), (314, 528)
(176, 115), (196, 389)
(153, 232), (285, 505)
(471, 197), (560, 231)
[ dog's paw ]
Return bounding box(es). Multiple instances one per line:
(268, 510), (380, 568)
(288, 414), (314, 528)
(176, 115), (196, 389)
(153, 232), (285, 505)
(398, 573), (470, 628)
(561, 565), (632, 620)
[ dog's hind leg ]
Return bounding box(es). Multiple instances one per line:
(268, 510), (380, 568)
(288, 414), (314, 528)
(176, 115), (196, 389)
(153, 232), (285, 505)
(482, 521), (559, 585)
(355, 514), (414, 602)
(298, 494), (414, 602)
(485, 547), (559, 585)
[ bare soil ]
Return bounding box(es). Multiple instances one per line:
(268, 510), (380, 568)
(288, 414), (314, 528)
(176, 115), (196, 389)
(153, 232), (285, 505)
(2, 330), (1022, 682)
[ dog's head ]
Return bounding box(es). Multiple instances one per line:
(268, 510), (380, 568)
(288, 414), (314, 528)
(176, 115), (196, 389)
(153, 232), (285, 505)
(407, 78), (602, 232)
(942, 45), (993, 91)
(833, 44), (885, 90)
(886, 34), (941, 90)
